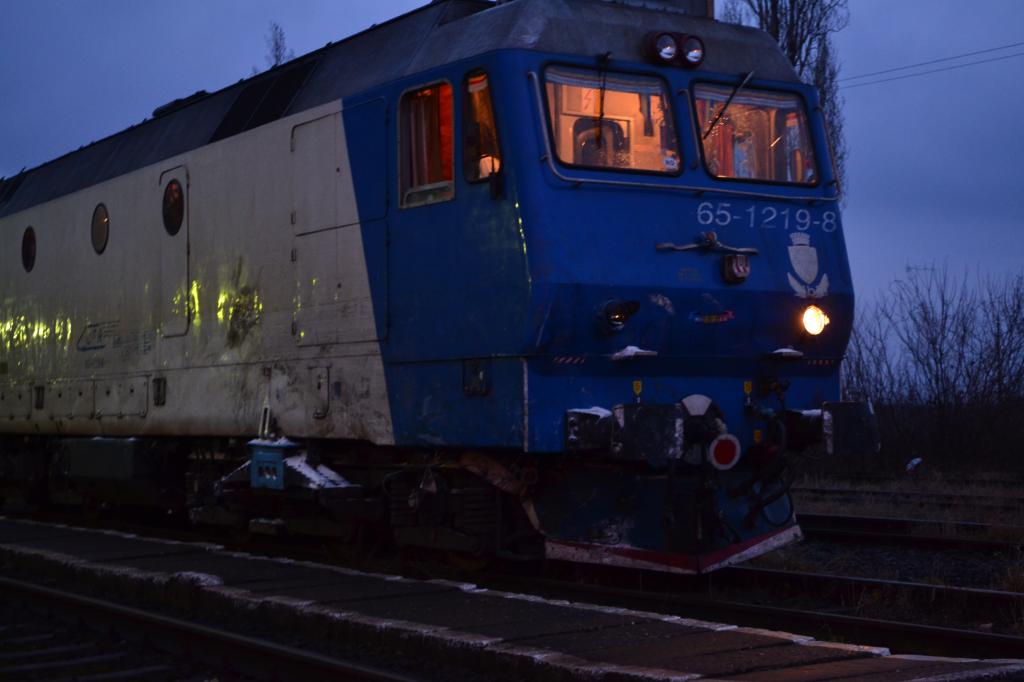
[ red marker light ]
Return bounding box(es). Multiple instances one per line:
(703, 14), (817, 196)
(708, 434), (741, 470)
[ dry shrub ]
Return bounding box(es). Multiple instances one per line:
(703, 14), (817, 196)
(1003, 551), (1024, 594)
(843, 268), (1024, 475)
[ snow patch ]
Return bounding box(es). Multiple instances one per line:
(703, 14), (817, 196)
(247, 437), (300, 448)
(173, 571), (224, 587)
(610, 345), (658, 361)
(649, 293), (675, 315)
(284, 454), (353, 489)
(570, 406), (611, 418)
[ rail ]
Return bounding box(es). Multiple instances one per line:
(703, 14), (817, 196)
(0, 575), (417, 682)
(479, 570), (1024, 659)
(798, 512), (1024, 553)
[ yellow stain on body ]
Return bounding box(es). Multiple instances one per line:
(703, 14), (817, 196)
(189, 280), (201, 328)
(0, 316), (28, 350)
(171, 289), (184, 317)
(216, 291), (230, 323)
(31, 321), (51, 340)
(215, 288), (264, 327)
(0, 315), (73, 352)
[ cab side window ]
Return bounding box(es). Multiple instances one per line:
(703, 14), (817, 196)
(463, 71), (501, 182)
(399, 82), (454, 207)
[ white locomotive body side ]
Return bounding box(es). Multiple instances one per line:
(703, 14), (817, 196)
(0, 101), (394, 443)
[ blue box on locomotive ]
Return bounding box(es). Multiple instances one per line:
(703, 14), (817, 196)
(248, 439), (299, 491)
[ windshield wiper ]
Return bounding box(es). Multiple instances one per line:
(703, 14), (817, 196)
(595, 51), (612, 149)
(702, 70), (755, 140)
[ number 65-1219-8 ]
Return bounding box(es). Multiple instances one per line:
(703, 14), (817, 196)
(696, 201), (837, 232)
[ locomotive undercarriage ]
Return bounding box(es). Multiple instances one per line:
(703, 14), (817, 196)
(0, 435), (546, 563)
(0, 381), (877, 572)
(0, 425), (817, 573)
(191, 445), (545, 562)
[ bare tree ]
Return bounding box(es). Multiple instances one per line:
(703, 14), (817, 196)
(720, 0), (849, 196)
(265, 21), (295, 69)
(843, 267), (1024, 472)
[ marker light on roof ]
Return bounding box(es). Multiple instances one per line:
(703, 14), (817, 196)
(654, 33), (678, 62)
(644, 32), (705, 69)
(681, 36), (705, 67)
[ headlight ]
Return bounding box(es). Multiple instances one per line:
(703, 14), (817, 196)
(644, 32), (704, 68)
(802, 305), (830, 335)
(654, 33), (678, 61)
(646, 32), (679, 64)
(601, 300), (640, 332)
(681, 36), (705, 67)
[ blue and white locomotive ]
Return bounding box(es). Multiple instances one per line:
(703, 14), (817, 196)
(0, 0), (872, 573)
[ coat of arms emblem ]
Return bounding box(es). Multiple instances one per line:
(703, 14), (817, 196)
(786, 233), (829, 298)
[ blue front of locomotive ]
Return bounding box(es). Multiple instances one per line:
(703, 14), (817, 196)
(345, 36), (858, 571)
(514, 52), (850, 571)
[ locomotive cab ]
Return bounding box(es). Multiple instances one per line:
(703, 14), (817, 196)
(454, 4), (876, 571)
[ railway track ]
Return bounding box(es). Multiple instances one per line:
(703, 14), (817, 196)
(478, 566), (1024, 660)
(0, 596), (201, 681)
(712, 565), (1024, 627)
(793, 486), (1024, 514)
(798, 512), (1024, 552)
(0, 574), (416, 682)
(802, 473), (1024, 490)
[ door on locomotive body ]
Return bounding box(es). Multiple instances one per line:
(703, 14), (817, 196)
(158, 167), (190, 338)
(290, 106), (387, 347)
(285, 103), (388, 422)
(385, 69), (524, 447)
(389, 71), (510, 357)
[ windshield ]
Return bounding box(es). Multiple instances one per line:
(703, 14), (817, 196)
(544, 66), (681, 174)
(694, 84), (818, 185)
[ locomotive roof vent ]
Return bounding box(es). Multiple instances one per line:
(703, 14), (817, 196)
(209, 59), (319, 144)
(152, 90), (210, 119)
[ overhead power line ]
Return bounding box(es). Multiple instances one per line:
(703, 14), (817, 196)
(842, 50), (1024, 90)
(840, 40), (1024, 81)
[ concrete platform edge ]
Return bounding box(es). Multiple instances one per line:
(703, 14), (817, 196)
(1, 526), (1023, 681)
(0, 541), (714, 680)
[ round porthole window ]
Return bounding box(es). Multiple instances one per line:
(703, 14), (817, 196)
(21, 226), (36, 272)
(91, 203), (109, 254)
(162, 179), (184, 236)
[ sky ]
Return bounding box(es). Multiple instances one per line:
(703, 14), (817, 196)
(1, 0), (1022, 301)
(832, 1), (1024, 300)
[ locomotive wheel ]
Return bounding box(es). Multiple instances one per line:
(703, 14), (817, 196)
(571, 562), (643, 590)
(445, 550), (490, 573)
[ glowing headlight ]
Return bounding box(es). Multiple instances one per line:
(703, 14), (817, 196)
(802, 305), (830, 335)
(681, 36), (705, 67)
